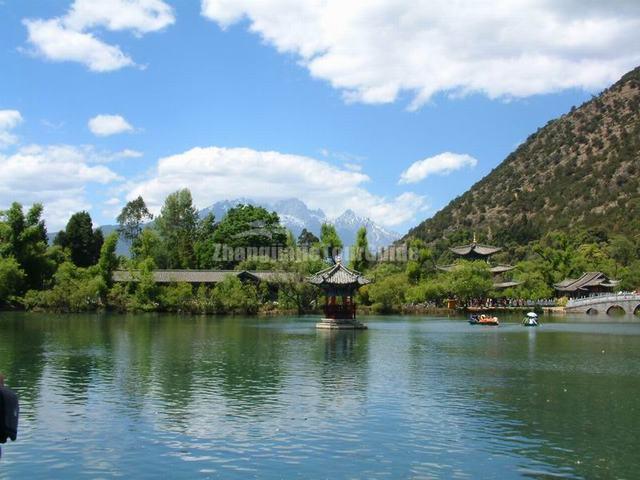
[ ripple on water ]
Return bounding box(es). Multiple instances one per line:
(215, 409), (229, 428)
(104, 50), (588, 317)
(0, 314), (639, 478)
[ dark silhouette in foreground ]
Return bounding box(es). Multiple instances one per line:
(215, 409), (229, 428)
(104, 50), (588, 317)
(0, 373), (20, 458)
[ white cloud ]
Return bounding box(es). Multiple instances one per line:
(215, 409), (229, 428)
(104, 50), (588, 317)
(399, 152), (478, 184)
(201, 0), (640, 108)
(0, 110), (23, 148)
(0, 144), (120, 230)
(89, 114), (135, 136)
(64, 0), (175, 34)
(117, 149), (143, 159)
(24, 19), (134, 72)
(23, 0), (174, 72)
(126, 146), (426, 227)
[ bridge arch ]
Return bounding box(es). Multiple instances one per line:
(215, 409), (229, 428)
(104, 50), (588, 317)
(586, 307), (599, 315)
(634, 304), (640, 316)
(606, 305), (626, 316)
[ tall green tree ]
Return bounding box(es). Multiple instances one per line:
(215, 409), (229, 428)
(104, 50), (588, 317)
(445, 260), (493, 305)
(320, 223), (343, 264)
(132, 229), (167, 266)
(0, 256), (25, 306)
(194, 212), (218, 268)
(133, 257), (159, 310)
(367, 272), (410, 313)
(609, 235), (637, 273)
(117, 196), (153, 248)
(212, 204), (287, 268)
(350, 226), (371, 272)
(0, 202), (53, 290)
(297, 228), (319, 247)
(98, 232), (119, 288)
(405, 238), (435, 283)
(532, 231), (578, 284)
(55, 211), (104, 267)
(155, 189), (199, 269)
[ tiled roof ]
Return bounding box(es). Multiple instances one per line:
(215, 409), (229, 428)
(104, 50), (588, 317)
(436, 263), (515, 273)
(493, 281), (522, 289)
(436, 264), (456, 272)
(307, 262), (371, 286)
(554, 272), (619, 292)
(113, 269), (296, 283)
(489, 264), (515, 274)
(450, 242), (502, 257)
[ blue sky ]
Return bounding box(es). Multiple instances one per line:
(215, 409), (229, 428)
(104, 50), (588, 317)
(1, 0), (638, 232)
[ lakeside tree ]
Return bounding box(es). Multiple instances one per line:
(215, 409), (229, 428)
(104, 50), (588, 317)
(155, 189), (199, 269)
(367, 271), (410, 313)
(4, 188), (640, 315)
(297, 228), (319, 248)
(608, 235), (637, 275)
(54, 211), (104, 268)
(212, 204), (287, 268)
(194, 212), (217, 269)
(350, 226), (371, 272)
(0, 256), (25, 306)
(444, 261), (493, 305)
(117, 196), (153, 248)
(320, 223), (343, 264)
(98, 232), (119, 289)
(0, 202), (53, 290)
(405, 238), (435, 283)
(131, 228), (167, 266)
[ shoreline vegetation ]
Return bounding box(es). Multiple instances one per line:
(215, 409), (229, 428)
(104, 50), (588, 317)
(1, 189), (640, 315)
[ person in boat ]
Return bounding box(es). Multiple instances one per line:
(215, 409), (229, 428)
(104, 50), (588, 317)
(523, 313), (539, 326)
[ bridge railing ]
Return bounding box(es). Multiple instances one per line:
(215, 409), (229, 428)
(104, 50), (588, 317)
(566, 293), (640, 307)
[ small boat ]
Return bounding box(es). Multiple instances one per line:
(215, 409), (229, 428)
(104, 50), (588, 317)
(469, 314), (499, 326)
(522, 312), (539, 327)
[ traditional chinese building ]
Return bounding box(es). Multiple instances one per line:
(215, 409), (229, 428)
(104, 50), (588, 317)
(437, 236), (521, 290)
(554, 272), (619, 299)
(307, 261), (371, 330)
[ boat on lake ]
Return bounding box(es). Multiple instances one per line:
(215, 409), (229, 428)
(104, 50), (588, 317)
(522, 312), (539, 327)
(469, 314), (499, 326)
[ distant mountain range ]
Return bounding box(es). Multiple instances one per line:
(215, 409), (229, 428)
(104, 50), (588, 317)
(201, 198), (400, 251)
(404, 65), (640, 244)
(50, 198), (399, 256)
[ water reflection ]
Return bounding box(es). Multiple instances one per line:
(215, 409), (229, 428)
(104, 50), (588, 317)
(0, 313), (639, 478)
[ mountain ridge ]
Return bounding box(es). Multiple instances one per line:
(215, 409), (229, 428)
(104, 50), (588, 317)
(201, 198), (400, 250)
(50, 198), (399, 257)
(404, 65), (640, 245)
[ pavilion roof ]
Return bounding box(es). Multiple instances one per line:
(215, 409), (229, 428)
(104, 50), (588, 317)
(554, 272), (620, 292)
(493, 280), (522, 289)
(307, 262), (371, 287)
(489, 264), (516, 274)
(436, 263), (515, 274)
(450, 242), (502, 257)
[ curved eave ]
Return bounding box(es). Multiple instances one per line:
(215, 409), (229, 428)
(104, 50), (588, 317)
(450, 243), (502, 257)
(307, 262), (371, 286)
(490, 265), (516, 274)
(493, 281), (522, 289)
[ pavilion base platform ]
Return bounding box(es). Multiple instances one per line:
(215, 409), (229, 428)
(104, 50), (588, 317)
(315, 318), (368, 330)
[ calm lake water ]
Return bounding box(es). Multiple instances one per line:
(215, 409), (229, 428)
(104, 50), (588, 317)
(1, 313), (640, 479)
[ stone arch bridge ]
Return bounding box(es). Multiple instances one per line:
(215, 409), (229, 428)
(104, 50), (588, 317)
(565, 294), (640, 315)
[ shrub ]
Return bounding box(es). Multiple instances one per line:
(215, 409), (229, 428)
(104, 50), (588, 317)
(0, 256), (25, 307)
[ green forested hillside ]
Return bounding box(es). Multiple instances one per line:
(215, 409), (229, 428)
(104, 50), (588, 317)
(406, 66), (640, 245)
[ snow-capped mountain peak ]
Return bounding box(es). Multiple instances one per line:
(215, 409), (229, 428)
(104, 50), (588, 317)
(200, 198), (400, 250)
